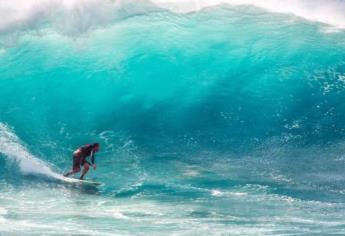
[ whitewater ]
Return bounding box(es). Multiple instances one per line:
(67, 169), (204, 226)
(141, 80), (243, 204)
(1, 0), (345, 235)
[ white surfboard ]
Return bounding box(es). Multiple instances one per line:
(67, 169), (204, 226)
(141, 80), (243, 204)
(61, 176), (102, 186)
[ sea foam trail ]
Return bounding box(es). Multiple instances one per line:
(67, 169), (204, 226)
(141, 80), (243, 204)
(0, 123), (62, 179)
(0, 0), (345, 36)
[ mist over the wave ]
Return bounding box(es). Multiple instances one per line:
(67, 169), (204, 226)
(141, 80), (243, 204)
(153, 0), (345, 27)
(1, 0), (345, 38)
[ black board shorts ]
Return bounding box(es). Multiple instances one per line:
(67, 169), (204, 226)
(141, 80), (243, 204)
(72, 155), (87, 171)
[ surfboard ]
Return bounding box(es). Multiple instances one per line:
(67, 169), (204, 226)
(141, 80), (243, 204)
(61, 176), (102, 186)
(77, 179), (102, 186)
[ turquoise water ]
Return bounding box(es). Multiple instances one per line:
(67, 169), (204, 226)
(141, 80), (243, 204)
(1, 1), (345, 235)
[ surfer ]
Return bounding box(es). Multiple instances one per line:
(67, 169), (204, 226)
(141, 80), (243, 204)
(64, 143), (100, 180)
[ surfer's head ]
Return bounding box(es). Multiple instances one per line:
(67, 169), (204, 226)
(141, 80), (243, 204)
(92, 143), (100, 152)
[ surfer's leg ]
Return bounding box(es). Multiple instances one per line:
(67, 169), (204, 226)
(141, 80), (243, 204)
(64, 167), (80, 177)
(64, 156), (81, 177)
(79, 163), (90, 180)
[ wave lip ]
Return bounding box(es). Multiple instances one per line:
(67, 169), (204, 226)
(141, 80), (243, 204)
(152, 0), (345, 28)
(1, 0), (345, 37)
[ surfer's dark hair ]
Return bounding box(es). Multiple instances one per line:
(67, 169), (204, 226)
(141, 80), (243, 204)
(93, 143), (99, 148)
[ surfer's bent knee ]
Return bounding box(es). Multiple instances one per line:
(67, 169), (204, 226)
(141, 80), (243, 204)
(73, 166), (81, 173)
(83, 163), (90, 171)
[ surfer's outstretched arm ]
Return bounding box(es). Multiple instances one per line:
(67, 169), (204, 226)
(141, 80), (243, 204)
(90, 150), (96, 170)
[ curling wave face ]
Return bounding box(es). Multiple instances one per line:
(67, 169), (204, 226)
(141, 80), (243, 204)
(1, 1), (345, 151)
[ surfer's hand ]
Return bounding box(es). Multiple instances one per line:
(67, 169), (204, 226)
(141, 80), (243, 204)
(93, 164), (96, 170)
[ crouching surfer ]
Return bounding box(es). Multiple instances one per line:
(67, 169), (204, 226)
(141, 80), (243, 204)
(64, 143), (100, 180)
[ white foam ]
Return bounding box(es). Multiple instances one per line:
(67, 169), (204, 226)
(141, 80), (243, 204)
(0, 123), (61, 179)
(109, 209), (129, 219)
(152, 0), (345, 28)
(211, 189), (223, 196)
(0, 0), (121, 35)
(0, 0), (345, 36)
(0, 207), (7, 215)
(211, 189), (248, 197)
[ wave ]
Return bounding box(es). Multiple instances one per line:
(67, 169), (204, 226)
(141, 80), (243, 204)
(0, 0), (345, 37)
(0, 2), (344, 149)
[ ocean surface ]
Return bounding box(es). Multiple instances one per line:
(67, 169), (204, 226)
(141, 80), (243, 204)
(1, 0), (345, 235)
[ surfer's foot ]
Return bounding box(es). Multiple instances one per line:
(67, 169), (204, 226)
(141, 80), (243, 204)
(79, 176), (84, 180)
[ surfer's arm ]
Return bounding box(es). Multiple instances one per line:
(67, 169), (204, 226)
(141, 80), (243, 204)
(90, 151), (95, 164)
(90, 151), (96, 169)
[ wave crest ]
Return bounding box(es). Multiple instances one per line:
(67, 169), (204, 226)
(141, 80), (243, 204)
(1, 0), (345, 37)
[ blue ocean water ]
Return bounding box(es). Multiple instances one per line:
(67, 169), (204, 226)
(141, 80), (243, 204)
(1, 1), (345, 235)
